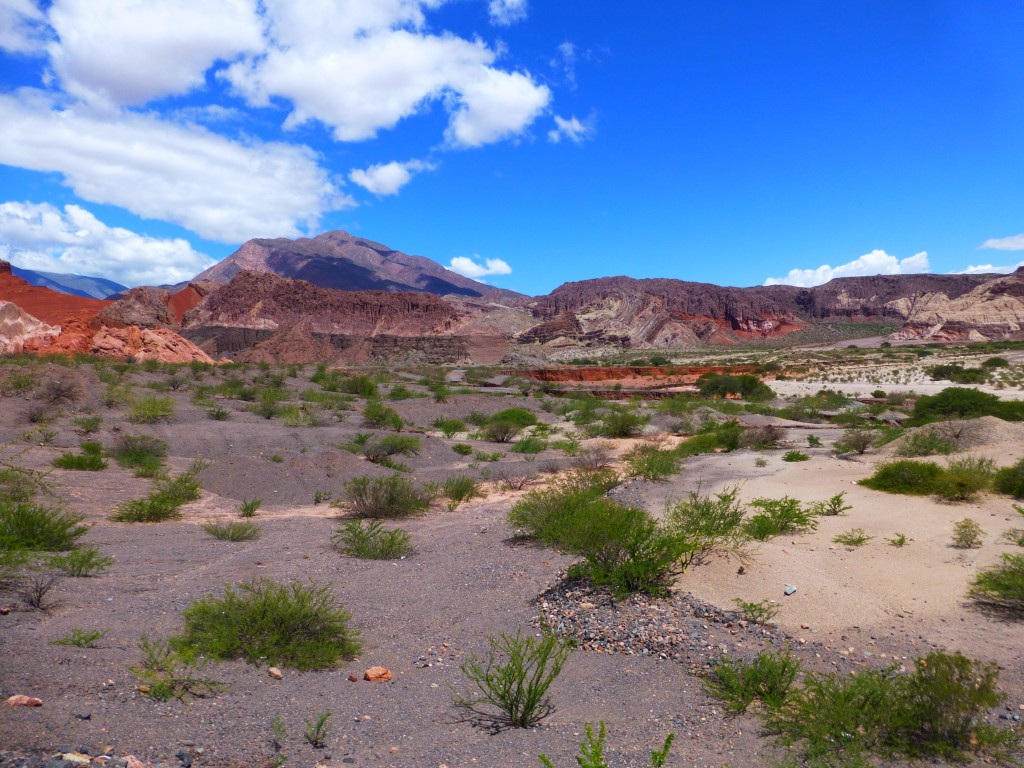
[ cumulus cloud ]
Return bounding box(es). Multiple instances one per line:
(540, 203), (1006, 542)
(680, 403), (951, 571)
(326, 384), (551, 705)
(488, 0), (527, 26)
(349, 159), (435, 196)
(0, 0), (48, 54)
(0, 201), (215, 286)
(448, 254), (512, 280)
(978, 234), (1024, 251)
(46, 0), (263, 109)
(949, 262), (1023, 275)
(224, 0), (550, 147)
(0, 93), (350, 243)
(764, 250), (931, 287)
(548, 114), (594, 144)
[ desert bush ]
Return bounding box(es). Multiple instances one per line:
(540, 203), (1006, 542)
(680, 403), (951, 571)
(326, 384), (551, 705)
(623, 444), (681, 481)
(743, 496), (817, 540)
(507, 469), (620, 541)
(132, 637), (222, 702)
(109, 464), (204, 523)
(732, 598), (779, 625)
(740, 425), (783, 450)
(592, 409), (648, 438)
(48, 545), (114, 576)
(0, 468), (38, 503)
(484, 421), (521, 443)
(781, 450), (809, 462)
(52, 628), (108, 648)
(897, 430), (959, 457)
(386, 384), (416, 400)
(0, 501), (88, 551)
(40, 377), (79, 404)
(128, 394), (175, 424)
(666, 487), (748, 568)
(173, 579), (361, 670)
(934, 457), (995, 502)
(806, 434), (822, 448)
(19, 571), (63, 610)
(511, 436), (548, 454)
(539, 721), (674, 768)
(951, 518), (984, 548)
(704, 649), (800, 712)
(833, 528), (873, 547)
(887, 532), (910, 547)
(571, 445), (613, 471)
(697, 373), (773, 401)
(832, 428), (876, 455)
(332, 519), (412, 559)
(433, 417), (466, 438)
(1001, 528), (1024, 547)
(764, 651), (1012, 763)
(994, 457), (1024, 499)
(913, 386), (1024, 423)
(439, 475), (485, 511)
(860, 460), (944, 495)
(202, 521), (263, 541)
(969, 553), (1024, 615)
(808, 492), (852, 517)
(71, 415), (102, 434)
(451, 443), (474, 456)
(455, 629), (571, 728)
(362, 401), (403, 430)
(339, 475), (434, 518)
(112, 434), (168, 476)
(675, 421), (743, 457)
(304, 712), (332, 748)
(490, 408), (538, 428)
(52, 451), (107, 471)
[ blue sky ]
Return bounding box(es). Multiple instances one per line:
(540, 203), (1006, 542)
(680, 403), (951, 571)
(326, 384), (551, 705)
(0, 0), (1022, 295)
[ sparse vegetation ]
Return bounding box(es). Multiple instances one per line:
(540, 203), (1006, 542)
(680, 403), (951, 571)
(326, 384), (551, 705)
(332, 519), (413, 559)
(969, 553), (1024, 615)
(128, 394), (175, 424)
(439, 474), (485, 511)
(339, 475), (434, 518)
(704, 648), (800, 712)
(52, 628), (108, 648)
(743, 496), (818, 540)
(48, 545), (114, 576)
(833, 528), (873, 547)
(109, 462), (204, 522)
(732, 598), (779, 625)
(201, 521), (263, 541)
(539, 722), (674, 768)
(951, 518), (984, 548)
(781, 450), (809, 462)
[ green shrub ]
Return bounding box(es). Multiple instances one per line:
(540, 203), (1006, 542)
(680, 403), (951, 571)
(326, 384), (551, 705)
(439, 475), (484, 511)
(934, 457), (995, 501)
(764, 651), (1011, 763)
(860, 460), (945, 495)
(109, 464), (203, 522)
(386, 384), (416, 400)
(833, 528), (873, 547)
(969, 553), (1024, 615)
(744, 496), (817, 540)
(113, 434), (168, 477)
(697, 373), (773, 401)
(0, 501), (89, 551)
(51, 628), (108, 648)
(173, 579), (361, 670)
(48, 545), (114, 576)
(128, 394), (175, 424)
(994, 458), (1024, 498)
(1001, 528), (1024, 547)
(732, 598), (779, 625)
(887, 532), (910, 547)
(740, 425), (784, 450)
(539, 721), (674, 768)
(593, 410), (648, 438)
(667, 488), (748, 569)
(675, 421), (742, 457)
(623, 444), (681, 481)
(362, 401), (403, 430)
(951, 518), (984, 548)
(455, 629), (571, 728)
(339, 475), (434, 518)
(52, 452), (107, 471)
(511, 436), (547, 454)
(237, 498), (263, 518)
(71, 415), (102, 434)
(896, 430), (959, 457)
(332, 520), (412, 559)
(913, 387), (1024, 422)
(781, 450), (809, 462)
(304, 712), (332, 748)
(704, 649), (800, 712)
(982, 356), (1010, 368)
(808, 492), (852, 517)
(132, 636), (222, 702)
(490, 408), (538, 428)
(451, 443), (473, 456)
(433, 418), (466, 438)
(484, 421), (521, 443)
(202, 521), (263, 541)
(806, 434), (822, 448)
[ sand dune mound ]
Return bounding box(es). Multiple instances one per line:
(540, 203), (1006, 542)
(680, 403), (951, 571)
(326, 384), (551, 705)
(881, 415), (1024, 455)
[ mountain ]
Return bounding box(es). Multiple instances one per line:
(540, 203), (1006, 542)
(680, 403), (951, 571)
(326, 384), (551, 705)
(11, 266), (127, 299)
(193, 230), (524, 302)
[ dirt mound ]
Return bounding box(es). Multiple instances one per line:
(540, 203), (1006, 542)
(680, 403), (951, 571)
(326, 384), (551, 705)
(881, 415), (1024, 454)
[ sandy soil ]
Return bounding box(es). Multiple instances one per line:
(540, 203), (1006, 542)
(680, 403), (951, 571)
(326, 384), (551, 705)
(2, 364), (1024, 768)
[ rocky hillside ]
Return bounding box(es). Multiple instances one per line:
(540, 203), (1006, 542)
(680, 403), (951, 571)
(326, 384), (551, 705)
(193, 229), (524, 302)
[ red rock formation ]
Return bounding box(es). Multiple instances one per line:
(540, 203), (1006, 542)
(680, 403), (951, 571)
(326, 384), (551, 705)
(0, 301), (60, 353)
(516, 365), (757, 383)
(0, 259), (111, 325)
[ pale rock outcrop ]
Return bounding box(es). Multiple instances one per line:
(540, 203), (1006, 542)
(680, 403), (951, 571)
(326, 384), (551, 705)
(892, 269), (1024, 341)
(0, 300), (59, 353)
(90, 325), (215, 363)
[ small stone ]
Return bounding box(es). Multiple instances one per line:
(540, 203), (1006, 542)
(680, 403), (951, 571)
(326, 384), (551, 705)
(73, 711), (91, 720)
(347, 673), (359, 682)
(176, 749), (193, 768)
(363, 666), (392, 682)
(125, 756), (145, 768)
(6, 694), (43, 707)
(389, 747), (399, 753)
(62, 754), (91, 766)
(268, 667), (284, 680)
(342, 759), (356, 764)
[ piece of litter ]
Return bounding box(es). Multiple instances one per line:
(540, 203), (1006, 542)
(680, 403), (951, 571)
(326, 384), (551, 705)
(784, 585), (797, 596)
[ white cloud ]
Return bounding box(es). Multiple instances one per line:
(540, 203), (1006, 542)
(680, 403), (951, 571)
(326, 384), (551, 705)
(0, 0), (48, 53)
(46, 0), (263, 109)
(949, 262), (1023, 275)
(0, 201), (215, 286)
(978, 234), (1024, 251)
(224, 0), (550, 147)
(764, 250), (931, 287)
(488, 0), (527, 26)
(448, 254), (512, 279)
(349, 159), (435, 196)
(0, 93), (350, 243)
(552, 41), (577, 88)
(548, 114), (593, 144)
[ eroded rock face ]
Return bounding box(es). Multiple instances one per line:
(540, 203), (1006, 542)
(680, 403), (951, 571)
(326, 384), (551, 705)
(90, 326), (215, 363)
(0, 300), (60, 353)
(892, 268), (1024, 341)
(97, 286), (175, 329)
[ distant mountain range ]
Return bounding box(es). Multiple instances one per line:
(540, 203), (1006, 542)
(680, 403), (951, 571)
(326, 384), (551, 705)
(11, 266), (127, 299)
(4, 228), (1024, 365)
